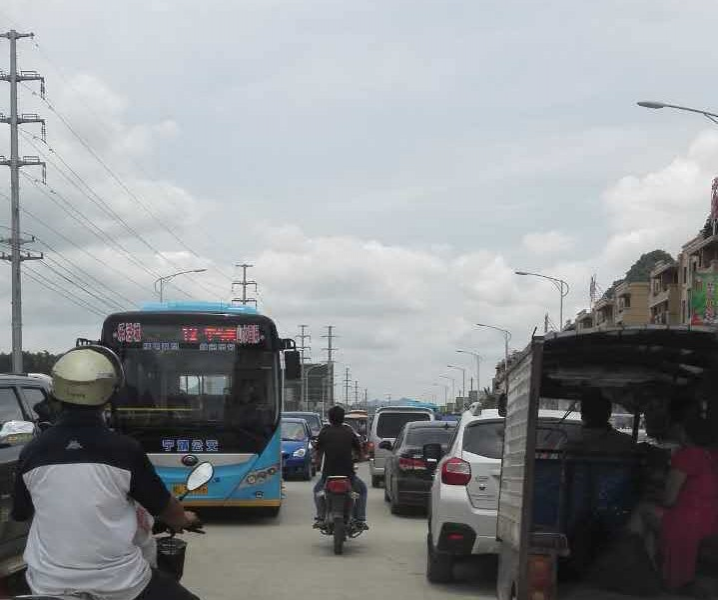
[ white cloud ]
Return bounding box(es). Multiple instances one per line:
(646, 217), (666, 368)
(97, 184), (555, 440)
(522, 231), (575, 256)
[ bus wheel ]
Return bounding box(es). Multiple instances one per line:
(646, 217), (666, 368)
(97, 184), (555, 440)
(371, 475), (381, 488)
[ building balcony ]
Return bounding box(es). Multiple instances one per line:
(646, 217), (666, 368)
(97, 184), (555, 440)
(649, 284), (679, 309)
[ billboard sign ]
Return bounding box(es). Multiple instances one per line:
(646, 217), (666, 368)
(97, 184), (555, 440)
(691, 272), (718, 326)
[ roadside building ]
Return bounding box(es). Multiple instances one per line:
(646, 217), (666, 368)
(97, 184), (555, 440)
(614, 281), (650, 326)
(649, 260), (680, 325)
(575, 309), (594, 332)
(593, 296), (615, 329)
(679, 232), (718, 326)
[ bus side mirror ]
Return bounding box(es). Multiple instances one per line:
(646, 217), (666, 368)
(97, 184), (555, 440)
(284, 351), (301, 380)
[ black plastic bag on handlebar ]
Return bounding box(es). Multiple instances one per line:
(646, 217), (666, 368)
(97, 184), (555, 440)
(156, 536), (187, 582)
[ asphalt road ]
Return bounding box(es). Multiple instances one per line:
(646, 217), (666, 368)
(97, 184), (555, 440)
(182, 464), (497, 600)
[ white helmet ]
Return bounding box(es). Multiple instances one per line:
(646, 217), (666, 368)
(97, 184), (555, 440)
(51, 346), (124, 406)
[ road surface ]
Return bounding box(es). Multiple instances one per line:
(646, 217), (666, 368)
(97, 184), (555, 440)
(182, 464), (497, 599)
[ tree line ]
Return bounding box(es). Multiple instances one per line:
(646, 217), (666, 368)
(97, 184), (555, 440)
(0, 351), (61, 374)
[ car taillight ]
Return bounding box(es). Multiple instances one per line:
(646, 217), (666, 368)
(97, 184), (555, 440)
(398, 457), (427, 471)
(527, 554), (555, 600)
(367, 442), (375, 458)
(441, 457), (471, 485)
(325, 478), (352, 493)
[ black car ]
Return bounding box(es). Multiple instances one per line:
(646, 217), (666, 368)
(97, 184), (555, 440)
(382, 420), (457, 514)
(0, 374), (53, 579)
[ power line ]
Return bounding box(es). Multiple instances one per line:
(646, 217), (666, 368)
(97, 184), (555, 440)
(19, 78), (234, 289)
(0, 187), (149, 298)
(39, 258), (125, 311)
(24, 264), (106, 317)
(18, 129), (223, 300)
(20, 41), (238, 283)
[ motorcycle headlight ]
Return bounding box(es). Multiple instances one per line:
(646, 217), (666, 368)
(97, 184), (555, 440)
(293, 448), (307, 458)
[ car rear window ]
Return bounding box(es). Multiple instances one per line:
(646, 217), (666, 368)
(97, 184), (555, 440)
(285, 413), (322, 436)
(463, 420), (584, 459)
(405, 426), (455, 447)
(377, 412), (430, 438)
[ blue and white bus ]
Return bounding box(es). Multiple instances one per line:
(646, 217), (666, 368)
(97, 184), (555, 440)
(98, 301), (300, 516)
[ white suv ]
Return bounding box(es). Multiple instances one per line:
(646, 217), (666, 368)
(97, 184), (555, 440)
(427, 408), (582, 583)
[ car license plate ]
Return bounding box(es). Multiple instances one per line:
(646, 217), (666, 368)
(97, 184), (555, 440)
(172, 484), (209, 496)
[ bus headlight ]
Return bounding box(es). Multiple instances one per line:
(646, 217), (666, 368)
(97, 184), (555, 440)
(293, 448), (307, 458)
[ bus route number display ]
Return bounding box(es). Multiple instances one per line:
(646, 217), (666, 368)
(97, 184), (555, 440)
(114, 323), (265, 346)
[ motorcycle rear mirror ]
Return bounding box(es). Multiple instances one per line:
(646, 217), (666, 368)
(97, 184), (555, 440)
(186, 462), (214, 492)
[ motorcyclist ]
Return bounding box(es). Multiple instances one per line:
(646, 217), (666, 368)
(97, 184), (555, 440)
(312, 405), (369, 530)
(11, 345), (201, 600)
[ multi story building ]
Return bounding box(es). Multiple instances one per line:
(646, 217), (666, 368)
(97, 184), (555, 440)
(614, 281), (650, 326)
(649, 261), (680, 325)
(678, 232), (718, 326)
(593, 296), (616, 329)
(575, 309), (594, 332)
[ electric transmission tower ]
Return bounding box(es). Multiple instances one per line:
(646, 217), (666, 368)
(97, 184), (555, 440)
(231, 263), (257, 306)
(0, 30), (46, 373)
(296, 325), (311, 407)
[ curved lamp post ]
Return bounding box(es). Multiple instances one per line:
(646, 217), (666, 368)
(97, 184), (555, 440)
(154, 268), (207, 302)
(515, 270), (570, 330)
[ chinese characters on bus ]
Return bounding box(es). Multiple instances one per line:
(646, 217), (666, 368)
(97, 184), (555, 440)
(162, 439), (219, 453)
(116, 323), (142, 343)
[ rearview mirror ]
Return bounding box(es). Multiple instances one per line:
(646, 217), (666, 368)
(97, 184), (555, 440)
(378, 440), (393, 451)
(284, 350), (301, 380)
(186, 462), (214, 492)
(0, 420), (36, 444)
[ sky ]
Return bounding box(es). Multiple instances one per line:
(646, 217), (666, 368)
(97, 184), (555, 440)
(1, 0), (718, 401)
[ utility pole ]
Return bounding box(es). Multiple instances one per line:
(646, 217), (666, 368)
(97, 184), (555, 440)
(231, 263), (257, 306)
(296, 325), (311, 408)
(0, 31), (45, 373)
(364, 388), (368, 409)
(354, 380), (359, 406)
(544, 313), (549, 334)
(343, 367), (351, 405)
(322, 326), (336, 407)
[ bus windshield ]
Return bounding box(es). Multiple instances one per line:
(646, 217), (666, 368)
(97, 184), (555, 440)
(113, 345), (278, 455)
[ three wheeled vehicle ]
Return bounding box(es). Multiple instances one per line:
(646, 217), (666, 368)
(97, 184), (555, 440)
(497, 327), (718, 600)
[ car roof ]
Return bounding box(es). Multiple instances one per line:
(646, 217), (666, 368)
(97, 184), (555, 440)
(404, 420), (456, 429)
(284, 411), (320, 417)
(375, 406), (434, 413)
(460, 408), (582, 427)
(0, 373), (51, 385)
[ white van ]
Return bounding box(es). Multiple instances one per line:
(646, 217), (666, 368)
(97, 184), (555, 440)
(368, 406), (436, 487)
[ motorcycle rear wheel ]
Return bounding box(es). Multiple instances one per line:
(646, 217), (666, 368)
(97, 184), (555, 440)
(333, 517), (345, 555)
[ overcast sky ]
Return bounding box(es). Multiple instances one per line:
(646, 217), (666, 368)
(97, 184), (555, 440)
(1, 1), (718, 401)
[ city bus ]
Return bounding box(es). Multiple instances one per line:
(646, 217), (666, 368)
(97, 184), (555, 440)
(96, 301), (300, 516)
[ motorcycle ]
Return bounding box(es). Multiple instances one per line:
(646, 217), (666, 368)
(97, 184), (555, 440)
(4, 461), (214, 599)
(316, 475), (365, 555)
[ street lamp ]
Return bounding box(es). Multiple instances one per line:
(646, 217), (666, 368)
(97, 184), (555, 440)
(456, 350), (481, 395)
(439, 375), (456, 402)
(154, 269), (207, 302)
(515, 270), (570, 330)
(303, 363), (327, 409)
(475, 323), (512, 392)
(447, 365), (466, 398)
(433, 382), (448, 405)
(637, 101), (718, 126)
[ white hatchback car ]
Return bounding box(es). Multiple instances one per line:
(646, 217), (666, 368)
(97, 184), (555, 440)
(426, 407), (582, 583)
